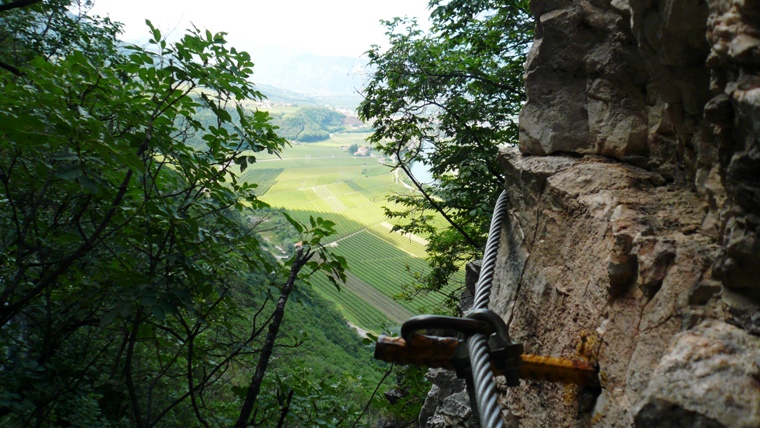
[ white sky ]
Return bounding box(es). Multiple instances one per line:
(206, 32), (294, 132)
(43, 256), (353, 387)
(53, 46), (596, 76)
(89, 0), (431, 58)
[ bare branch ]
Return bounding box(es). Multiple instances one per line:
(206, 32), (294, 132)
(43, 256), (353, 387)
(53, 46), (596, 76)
(394, 144), (480, 249)
(351, 364), (394, 428)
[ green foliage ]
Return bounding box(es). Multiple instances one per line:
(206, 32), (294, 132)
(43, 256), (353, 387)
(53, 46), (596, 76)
(0, 0), (122, 71)
(0, 3), (363, 427)
(254, 368), (368, 427)
(281, 284), (381, 380)
(283, 214), (348, 291)
(359, 0), (533, 299)
(270, 106), (346, 142)
(381, 366), (430, 425)
(348, 143), (359, 154)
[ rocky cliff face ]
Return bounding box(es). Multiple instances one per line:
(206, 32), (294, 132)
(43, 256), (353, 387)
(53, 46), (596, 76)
(423, 0), (760, 426)
(490, 0), (760, 426)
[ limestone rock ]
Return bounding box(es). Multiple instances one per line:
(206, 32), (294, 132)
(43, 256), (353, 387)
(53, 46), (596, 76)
(519, 1), (650, 158)
(706, 0), (760, 305)
(723, 290), (760, 335)
(419, 369), (477, 428)
(419, 0), (760, 425)
(458, 261), (481, 315)
(425, 390), (476, 428)
(519, 0), (710, 165)
(714, 213), (760, 300)
(492, 147), (725, 426)
(634, 321), (760, 428)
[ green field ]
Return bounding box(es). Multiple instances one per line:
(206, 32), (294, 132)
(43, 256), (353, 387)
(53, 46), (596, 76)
(242, 134), (462, 332)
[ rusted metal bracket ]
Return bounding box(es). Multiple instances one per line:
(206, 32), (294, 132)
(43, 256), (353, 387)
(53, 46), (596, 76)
(375, 310), (600, 389)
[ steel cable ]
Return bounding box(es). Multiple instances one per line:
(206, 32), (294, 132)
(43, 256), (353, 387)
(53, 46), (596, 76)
(469, 189), (509, 427)
(468, 333), (504, 428)
(473, 190), (509, 310)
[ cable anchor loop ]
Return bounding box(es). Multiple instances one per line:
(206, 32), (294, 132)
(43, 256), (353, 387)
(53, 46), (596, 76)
(465, 309), (524, 386)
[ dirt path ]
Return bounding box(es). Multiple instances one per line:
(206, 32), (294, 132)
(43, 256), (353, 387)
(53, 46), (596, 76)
(326, 225), (377, 246)
(378, 222), (428, 245)
(346, 320), (370, 339)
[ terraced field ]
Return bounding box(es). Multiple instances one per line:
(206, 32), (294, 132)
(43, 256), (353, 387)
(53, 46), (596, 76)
(310, 274), (394, 332)
(243, 133), (464, 332)
(238, 168), (284, 195)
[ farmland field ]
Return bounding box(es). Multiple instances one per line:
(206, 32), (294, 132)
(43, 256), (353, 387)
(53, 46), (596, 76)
(241, 133), (463, 332)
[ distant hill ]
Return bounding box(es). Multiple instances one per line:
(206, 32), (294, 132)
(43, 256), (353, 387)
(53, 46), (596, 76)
(267, 106), (373, 142)
(256, 83), (364, 112)
(255, 54), (368, 95)
(269, 106), (346, 142)
(249, 50), (369, 109)
(255, 84), (319, 105)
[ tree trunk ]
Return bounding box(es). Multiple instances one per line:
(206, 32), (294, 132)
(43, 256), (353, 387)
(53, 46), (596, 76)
(234, 247), (312, 427)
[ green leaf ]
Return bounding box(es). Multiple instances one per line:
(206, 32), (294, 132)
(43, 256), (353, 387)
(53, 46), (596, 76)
(77, 175), (101, 193)
(55, 164), (83, 180)
(231, 385), (249, 399)
(50, 151), (79, 161)
(282, 212), (303, 233)
(151, 304), (165, 321)
(100, 307), (122, 326)
(146, 19), (161, 43)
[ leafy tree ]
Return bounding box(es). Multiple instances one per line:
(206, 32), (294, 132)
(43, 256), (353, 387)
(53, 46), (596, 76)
(348, 143), (359, 154)
(300, 106), (345, 131)
(0, 1), (348, 426)
(359, 0), (533, 304)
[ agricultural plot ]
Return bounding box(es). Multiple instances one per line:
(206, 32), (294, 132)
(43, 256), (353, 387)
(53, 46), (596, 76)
(326, 229), (451, 314)
(325, 183), (368, 209)
(315, 269), (414, 325)
(312, 186), (347, 211)
(282, 203), (409, 241)
(243, 133), (461, 332)
(263, 165), (384, 194)
(238, 167), (283, 195)
(310, 281), (391, 333)
(284, 210), (365, 238)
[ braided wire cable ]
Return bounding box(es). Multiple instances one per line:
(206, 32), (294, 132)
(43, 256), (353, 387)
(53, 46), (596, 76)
(472, 190), (510, 310)
(468, 333), (504, 428)
(469, 190), (510, 427)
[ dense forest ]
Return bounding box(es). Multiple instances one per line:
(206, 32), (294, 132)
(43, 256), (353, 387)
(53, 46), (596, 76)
(268, 106), (347, 142)
(0, 1), (393, 426)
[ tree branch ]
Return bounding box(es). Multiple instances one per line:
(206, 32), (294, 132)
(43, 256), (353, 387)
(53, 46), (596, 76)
(234, 247), (314, 427)
(124, 310), (147, 428)
(0, 59), (23, 76)
(0, 0), (42, 13)
(0, 121), (155, 327)
(275, 390), (294, 428)
(394, 144), (480, 249)
(350, 364), (394, 428)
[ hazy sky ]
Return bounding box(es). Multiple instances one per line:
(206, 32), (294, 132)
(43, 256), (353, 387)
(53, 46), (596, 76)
(89, 0), (432, 58)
